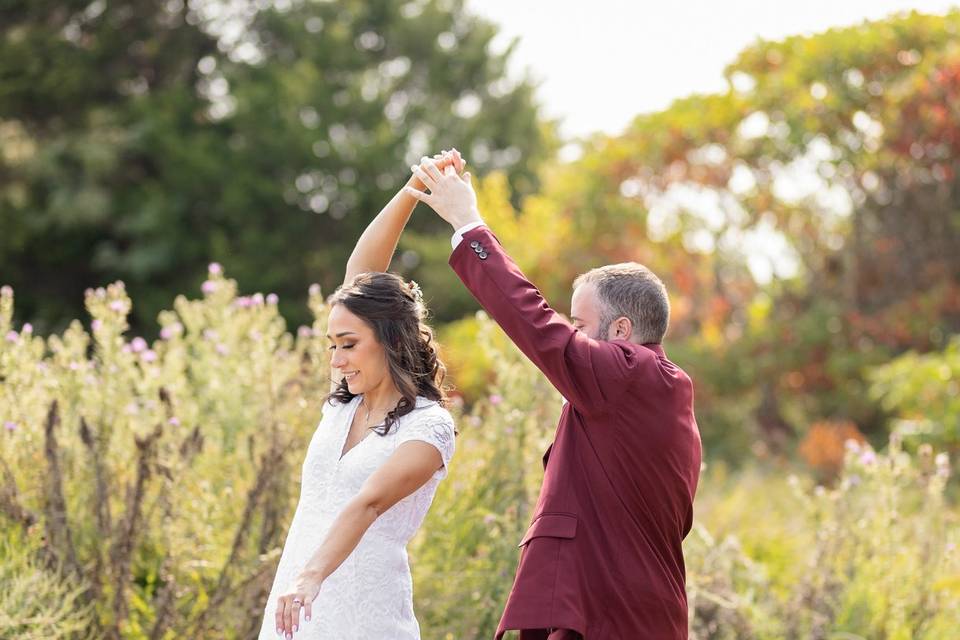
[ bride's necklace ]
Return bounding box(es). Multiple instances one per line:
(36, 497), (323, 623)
(359, 395), (398, 429)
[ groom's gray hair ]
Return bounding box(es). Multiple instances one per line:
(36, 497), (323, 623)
(573, 262), (670, 344)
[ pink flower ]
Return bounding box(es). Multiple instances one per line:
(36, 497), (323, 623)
(91, 319), (103, 332)
(489, 394), (503, 405)
(215, 344), (229, 355)
(309, 283), (321, 296)
(141, 350), (158, 363)
(131, 337), (148, 352)
(122, 344), (133, 354)
(0, 285), (12, 297)
(4, 421), (16, 432)
(208, 262), (223, 275)
(859, 450), (877, 466)
(109, 300), (125, 312)
(21, 323), (32, 334)
(201, 280), (217, 295)
(235, 296), (253, 308)
(5, 331), (17, 343)
(168, 417), (181, 427)
(298, 326), (313, 338)
(160, 322), (183, 340)
(252, 293), (264, 305)
(267, 293), (279, 305)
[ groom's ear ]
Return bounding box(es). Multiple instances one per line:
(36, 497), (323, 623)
(611, 316), (633, 341)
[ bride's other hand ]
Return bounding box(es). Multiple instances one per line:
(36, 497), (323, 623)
(275, 571), (323, 638)
(408, 149), (465, 190)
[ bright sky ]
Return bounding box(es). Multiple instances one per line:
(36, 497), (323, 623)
(468, 0), (959, 140)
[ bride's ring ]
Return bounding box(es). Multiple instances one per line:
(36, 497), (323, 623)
(292, 598), (303, 605)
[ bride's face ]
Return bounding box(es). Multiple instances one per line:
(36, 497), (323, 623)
(326, 303), (391, 395)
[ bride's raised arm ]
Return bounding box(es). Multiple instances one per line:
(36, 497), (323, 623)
(342, 150), (463, 286)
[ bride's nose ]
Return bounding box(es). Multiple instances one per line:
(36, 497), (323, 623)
(331, 350), (348, 369)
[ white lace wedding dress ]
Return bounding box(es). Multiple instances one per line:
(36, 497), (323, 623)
(258, 394), (455, 639)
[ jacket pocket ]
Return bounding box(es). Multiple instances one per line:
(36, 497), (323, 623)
(518, 513), (578, 547)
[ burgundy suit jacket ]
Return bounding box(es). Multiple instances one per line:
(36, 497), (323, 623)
(450, 227), (702, 639)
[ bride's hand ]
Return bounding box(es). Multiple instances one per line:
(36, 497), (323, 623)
(276, 571), (323, 638)
(408, 149), (465, 190)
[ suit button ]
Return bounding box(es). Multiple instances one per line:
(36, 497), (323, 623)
(474, 245), (483, 253)
(478, 251), (488, 260)
(470, 240), (480, 249)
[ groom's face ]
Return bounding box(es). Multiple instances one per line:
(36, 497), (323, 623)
(570, 282), (608, 341)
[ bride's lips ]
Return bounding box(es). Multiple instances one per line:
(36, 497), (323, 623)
(343, 371), (359, 381)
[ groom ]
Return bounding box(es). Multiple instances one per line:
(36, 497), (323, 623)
(406, 153), (702, 640)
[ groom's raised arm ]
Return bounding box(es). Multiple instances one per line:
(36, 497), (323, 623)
(447, 224), (642, 413)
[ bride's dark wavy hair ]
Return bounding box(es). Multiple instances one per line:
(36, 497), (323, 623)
(325, 272), (448, 435)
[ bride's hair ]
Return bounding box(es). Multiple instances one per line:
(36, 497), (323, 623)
(325, 272), (448, 435)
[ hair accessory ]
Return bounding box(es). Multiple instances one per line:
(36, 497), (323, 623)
(407, 279), (423, 304)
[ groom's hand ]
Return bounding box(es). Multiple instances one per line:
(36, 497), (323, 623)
(404, 156), (482, 229)
(407, 149), (464, 191)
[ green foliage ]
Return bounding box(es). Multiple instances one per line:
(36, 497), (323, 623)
(869, 336), (960, 447)
(0, 0), (553, 334)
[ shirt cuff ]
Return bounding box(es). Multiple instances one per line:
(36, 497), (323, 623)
(451, 221), (487, 249)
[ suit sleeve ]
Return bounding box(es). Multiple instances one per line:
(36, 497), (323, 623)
(449, 226), (649, 414)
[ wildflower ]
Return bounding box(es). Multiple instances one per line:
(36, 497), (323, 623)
(160, 322), (183, 340)
(235, 296), (253, 308)
(297, 326), (313, 338)
(489, 394), (503, 405)
(141, 350), (158, 363)
(309, 283), (321, 297)
(5, 330), (17, 343)
(215, 344), (229, 356)
(0, 285), (12, 297)
(483, 514), (496, 525)
(859, 450), (877, 465)
(3, 421), (16, 432)
(131, 337), (148, 353)
(201, 280), (217, 295)
(21, 323), (32, 335)
(109, 300), (125, 312)
(168, 417), (181, 427)
(252, 293), (264, 305)
(209, 262), (223, 275)
(267, 293), (279, 305)
(91, 319), (103, 332)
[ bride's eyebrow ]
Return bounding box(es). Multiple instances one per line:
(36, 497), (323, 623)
(325, 331), (358, 339)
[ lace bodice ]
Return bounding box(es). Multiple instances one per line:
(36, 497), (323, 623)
(258, 395), (455, 639)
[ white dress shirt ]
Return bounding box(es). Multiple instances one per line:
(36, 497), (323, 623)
(450, 221), (487, 249)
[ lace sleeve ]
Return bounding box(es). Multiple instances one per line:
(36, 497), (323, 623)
(397, 411), (456, 480)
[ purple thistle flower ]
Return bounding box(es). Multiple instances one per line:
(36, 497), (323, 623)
(489, 394), (503, 405)
(201, 280), (217, 295)
(235, 296), (253, 308)
(5, 330), (17, 343)
(131, 337), (148, 352)
(168, 417), (181, 427)
(21, 323), (32, 334)
(141, 349), (158, 363)
(208, 262), (223, 275)
(859, 450), (877, 465)
(4, 421), (16, 432)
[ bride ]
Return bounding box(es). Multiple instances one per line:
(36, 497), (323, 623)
(259, 151), (464, 639)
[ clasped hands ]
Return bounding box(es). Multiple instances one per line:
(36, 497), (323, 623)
(405, 148), (484, 230)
